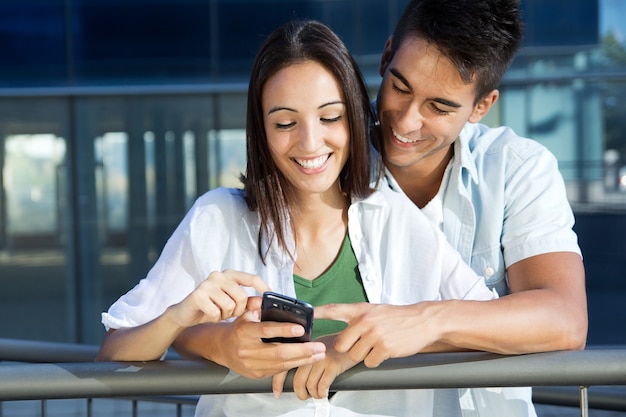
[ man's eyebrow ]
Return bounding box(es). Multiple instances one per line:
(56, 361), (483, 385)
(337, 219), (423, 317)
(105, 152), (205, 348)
(390, 68), (463, 109)
(390, 68), (412, 92)
(433, 97), (462, 109)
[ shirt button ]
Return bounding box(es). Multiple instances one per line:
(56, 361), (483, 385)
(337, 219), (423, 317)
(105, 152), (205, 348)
(484, 267), (495, 277)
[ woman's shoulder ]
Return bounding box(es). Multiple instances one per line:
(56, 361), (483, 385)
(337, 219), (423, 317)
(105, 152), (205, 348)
(195, 186), (245, 207)
(188, 187), (249, 222)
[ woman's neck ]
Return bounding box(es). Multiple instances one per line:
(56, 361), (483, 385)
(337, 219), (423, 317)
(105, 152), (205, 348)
(290, 188), (349, 280)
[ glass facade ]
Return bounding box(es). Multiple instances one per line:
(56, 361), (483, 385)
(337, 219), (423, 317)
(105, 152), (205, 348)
(0, 0), (404, 87)
(0, 0), (625, 345)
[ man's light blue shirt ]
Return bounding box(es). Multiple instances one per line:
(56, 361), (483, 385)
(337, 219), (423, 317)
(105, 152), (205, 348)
(382, 122), (582, 296)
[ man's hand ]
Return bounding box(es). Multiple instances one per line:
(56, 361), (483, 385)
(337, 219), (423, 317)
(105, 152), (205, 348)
(271, 334), (358, 399)
(314, 302), (440, 367)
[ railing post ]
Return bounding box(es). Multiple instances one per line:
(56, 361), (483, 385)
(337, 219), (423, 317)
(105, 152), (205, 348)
(579, 386), (589, 417)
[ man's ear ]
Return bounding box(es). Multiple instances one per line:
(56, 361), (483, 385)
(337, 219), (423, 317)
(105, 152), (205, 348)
(379, 37), (393, 77)
(469, 89), (499, 123)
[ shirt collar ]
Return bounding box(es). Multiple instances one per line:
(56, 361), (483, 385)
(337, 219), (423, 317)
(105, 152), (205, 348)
(371, 94), (479, 187)
(457, 123), (480, 185)
(380, 130), (478, 196)
(351, 187), (388, 208)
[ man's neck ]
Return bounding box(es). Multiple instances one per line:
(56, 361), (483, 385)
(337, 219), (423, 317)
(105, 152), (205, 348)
(387, 146), (454, 209)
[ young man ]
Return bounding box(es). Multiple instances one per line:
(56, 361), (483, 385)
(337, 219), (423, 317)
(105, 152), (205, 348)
(314, 2), (587, 414)
(322, 0), (587, 368)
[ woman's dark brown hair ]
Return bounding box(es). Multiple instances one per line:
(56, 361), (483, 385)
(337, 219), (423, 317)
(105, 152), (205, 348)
(241, 20), (375, 262)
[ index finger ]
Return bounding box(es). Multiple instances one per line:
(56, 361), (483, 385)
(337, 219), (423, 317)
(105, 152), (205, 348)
(224, 270), (272, 295)
(314, 302), (367, 322)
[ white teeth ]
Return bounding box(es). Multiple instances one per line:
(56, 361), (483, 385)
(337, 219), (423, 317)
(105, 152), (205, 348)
(294, 154), (330, 169)
(392, 129), (419, 143)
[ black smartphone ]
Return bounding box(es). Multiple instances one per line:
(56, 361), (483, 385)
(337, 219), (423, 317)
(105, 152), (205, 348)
(261, 291), (314, 343)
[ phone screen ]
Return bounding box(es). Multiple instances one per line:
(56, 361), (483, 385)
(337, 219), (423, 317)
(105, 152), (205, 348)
(261, 292), (314, 343)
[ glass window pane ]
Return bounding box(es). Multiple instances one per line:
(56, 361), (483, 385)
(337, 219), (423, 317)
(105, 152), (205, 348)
(0, 130), (70, 342)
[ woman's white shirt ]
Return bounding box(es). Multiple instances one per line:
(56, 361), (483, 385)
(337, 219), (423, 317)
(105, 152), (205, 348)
(102, 186), (508, 417)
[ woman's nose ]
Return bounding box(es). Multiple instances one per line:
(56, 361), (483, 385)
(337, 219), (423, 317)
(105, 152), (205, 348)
(297, 121), (322, 152)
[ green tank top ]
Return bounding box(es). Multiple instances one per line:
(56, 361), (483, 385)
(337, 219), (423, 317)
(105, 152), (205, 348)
(293, 233), (368, 339)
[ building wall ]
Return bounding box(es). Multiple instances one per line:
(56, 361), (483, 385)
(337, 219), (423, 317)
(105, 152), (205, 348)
(0, 0), (624, 346)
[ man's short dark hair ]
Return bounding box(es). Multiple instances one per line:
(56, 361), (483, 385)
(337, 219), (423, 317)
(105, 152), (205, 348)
(390, 0), (524, 103)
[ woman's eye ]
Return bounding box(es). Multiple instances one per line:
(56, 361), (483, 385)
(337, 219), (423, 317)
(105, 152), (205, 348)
(275, 122), (295, 129)
(321, 115), (342, 124)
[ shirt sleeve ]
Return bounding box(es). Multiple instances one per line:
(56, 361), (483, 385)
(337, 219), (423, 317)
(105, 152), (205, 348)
(101, 205), (202, 330)
(501, 143), (582, 267)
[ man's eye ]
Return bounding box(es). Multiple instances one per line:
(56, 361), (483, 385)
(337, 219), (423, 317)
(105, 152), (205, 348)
(392, 83), (410, 95)
(429, 104), (450, 115)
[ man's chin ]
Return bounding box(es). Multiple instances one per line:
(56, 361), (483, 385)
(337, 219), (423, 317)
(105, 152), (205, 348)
(382, 153), (420, 170)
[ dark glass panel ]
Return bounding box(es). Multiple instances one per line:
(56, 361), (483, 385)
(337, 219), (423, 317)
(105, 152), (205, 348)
(0, 1), (67, 86)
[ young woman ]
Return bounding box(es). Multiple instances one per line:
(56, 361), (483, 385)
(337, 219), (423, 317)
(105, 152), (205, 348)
(97, 20), (497, 417)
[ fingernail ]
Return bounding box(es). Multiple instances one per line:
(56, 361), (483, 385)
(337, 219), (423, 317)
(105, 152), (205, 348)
(312, 353), (325, 361)
(273, 389), (281, 398)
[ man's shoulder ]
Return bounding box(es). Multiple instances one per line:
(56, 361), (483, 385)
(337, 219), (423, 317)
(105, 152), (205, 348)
(462, 122), (549, 160)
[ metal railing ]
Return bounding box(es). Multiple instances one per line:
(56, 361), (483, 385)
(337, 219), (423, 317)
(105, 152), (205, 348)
(1, 339), (626, 415)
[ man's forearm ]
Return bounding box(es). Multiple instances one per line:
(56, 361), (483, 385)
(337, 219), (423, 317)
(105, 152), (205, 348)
(432, 289), (587, 354)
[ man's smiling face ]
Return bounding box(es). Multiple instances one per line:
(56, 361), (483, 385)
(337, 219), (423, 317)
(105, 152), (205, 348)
(377, 36), (489, 173)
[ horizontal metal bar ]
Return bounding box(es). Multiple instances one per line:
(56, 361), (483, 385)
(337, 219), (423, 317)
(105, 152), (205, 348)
(0, 338), (99, 363)
(1, 350), (625, 401)
(0, 69), (625, 98)
(0, 338), (181, 363)
(0, 82), (248, 98)
(533, 386), (626, 411)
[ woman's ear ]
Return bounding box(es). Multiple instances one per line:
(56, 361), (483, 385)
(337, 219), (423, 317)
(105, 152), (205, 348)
(469, 89), (499, 123)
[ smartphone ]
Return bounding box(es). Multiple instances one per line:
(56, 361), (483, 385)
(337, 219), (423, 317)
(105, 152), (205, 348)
(261, 291), (314, 343)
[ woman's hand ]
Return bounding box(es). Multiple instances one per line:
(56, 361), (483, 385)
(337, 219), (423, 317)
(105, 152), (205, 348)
(170, 269), (271, 326)
(179, 308), (327, 380)
(97, 269), (271, 362)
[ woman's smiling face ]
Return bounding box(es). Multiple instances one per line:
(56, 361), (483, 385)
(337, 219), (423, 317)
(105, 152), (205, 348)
(263, 60), (349, 198)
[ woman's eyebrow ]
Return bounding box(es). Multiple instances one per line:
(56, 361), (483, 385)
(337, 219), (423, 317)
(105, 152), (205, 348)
(268, 100), (344, 115)
(267, 106), (297, 115)
(319, 100), (344, 109)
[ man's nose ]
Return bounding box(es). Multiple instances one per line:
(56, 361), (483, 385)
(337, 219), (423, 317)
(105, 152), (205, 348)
(395, 102), (424, 133)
